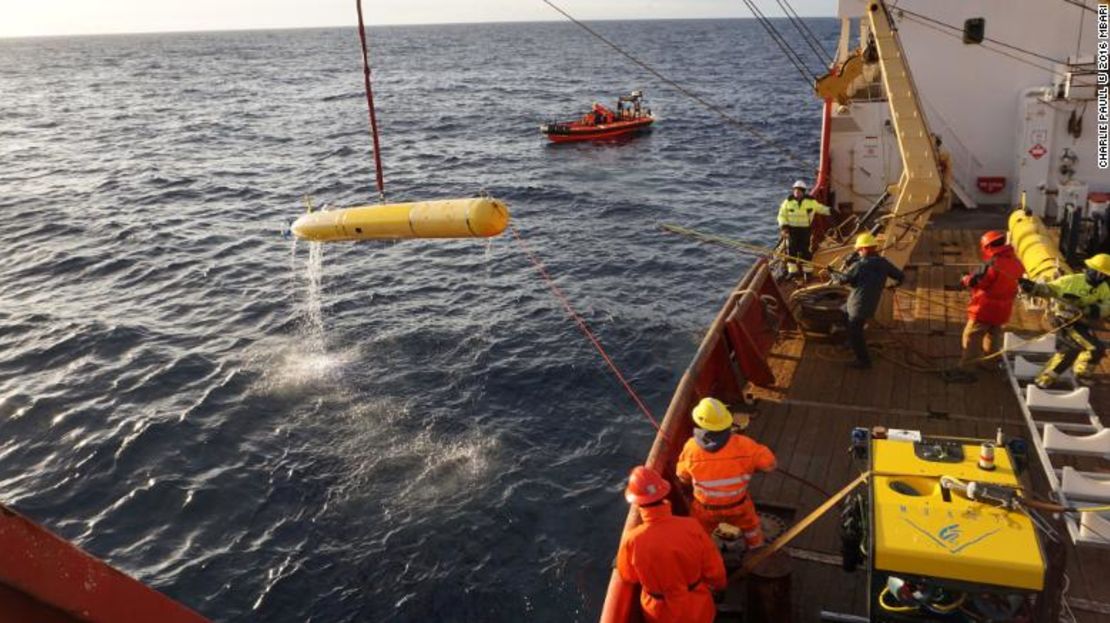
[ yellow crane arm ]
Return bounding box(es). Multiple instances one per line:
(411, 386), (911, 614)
(866, 0), (944, 271)
(815, 51), (865, 106)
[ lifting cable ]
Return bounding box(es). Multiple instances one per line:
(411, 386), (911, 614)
(355, 0), (386, 200)
(738, 0), (820, 85)
(539, 0), (814, 169)
(772, 0), (834, 68)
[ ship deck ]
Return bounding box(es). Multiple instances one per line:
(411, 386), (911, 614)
(738, 209), (1110, 622)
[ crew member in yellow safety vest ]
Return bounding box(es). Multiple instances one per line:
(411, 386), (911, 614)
(777, 180), (831, 281)
(1018, 253), (1110, 388)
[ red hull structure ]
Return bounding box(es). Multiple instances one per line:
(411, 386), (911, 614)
(542, 116), (654, 143)
(0, 504), (208, 623)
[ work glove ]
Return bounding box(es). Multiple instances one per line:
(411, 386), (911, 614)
(1017, 278), (1035, 294)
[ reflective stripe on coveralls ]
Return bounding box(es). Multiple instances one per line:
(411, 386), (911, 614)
(676, 434), (776, 547)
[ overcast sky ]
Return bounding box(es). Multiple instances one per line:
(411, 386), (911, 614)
(2, 0), (837, 38)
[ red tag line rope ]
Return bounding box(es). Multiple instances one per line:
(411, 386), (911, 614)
(509, 226), (663, 434)
(510, 226), (834, 500)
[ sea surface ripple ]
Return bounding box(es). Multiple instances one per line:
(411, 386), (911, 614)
(0, 19), (836, 622)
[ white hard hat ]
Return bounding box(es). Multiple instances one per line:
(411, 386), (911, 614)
(792, 180), (808, 190)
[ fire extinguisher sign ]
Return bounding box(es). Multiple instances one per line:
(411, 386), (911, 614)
(1098, 3), (1108, 169)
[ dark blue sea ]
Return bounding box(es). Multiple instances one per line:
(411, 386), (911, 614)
(0, 18), (835, 622)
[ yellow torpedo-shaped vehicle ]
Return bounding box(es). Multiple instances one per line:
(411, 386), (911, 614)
(289, 196), (510, 242)
(1008, 208), (1070, 282)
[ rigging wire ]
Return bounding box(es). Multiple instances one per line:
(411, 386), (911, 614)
(539, 0), (897, 210)
(772, 0), (834, 67)
(355, 0), (386, 199)
(738, 0), (820, 85)
(1060, 0), (1098, 14)
(894, 6), (1069, 67)
(539, 0), (815, 169)
(899, 14), (1059, 76)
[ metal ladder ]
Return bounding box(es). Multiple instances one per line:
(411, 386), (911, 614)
(1001, 332), (1110, 547)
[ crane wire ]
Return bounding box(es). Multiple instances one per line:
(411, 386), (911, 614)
(355, 0), (386, 200)
(738, 0), (820, 85)
(539, 0), (816, 169)
(539, 0), (895, 233)
(773, 0), (835, 67)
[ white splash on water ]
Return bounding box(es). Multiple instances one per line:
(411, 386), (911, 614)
(301, 241), (326, 352)
(312, 398), (498, 516)
(254, 241), (357, 393)
(289, 236), (298, 299)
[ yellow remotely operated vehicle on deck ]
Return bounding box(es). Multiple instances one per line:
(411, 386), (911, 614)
(840, 429), (1053, 621)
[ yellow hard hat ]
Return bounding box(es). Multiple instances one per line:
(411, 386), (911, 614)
(855, 232), (878, 249)
(1085, 254), (1110, 277)
(692, 397), (733, 432)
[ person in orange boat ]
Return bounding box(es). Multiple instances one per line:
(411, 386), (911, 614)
(676, 397), (776, 548)
(616, 465), (726, 623)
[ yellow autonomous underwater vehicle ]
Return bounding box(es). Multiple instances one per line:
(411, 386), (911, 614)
(287, 196), (510, 242)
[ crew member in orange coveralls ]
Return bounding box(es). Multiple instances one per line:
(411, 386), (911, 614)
(616, 465), (727, 623)
(676, 397), (776, 548)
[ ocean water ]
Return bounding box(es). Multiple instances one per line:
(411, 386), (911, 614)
(0, 19), (835, 622)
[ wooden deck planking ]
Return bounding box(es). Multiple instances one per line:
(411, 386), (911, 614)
(777, 406), (821, 508)
(748, 402), (792, 503)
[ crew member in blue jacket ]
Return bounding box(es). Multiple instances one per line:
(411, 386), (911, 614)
(832, 232), (904, 369)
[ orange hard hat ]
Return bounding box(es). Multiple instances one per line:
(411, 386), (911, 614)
(625, 465), (671, 506)
(980, 230), (1007, 250)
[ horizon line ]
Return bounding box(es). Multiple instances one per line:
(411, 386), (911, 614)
(0, 15), (838, 41)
